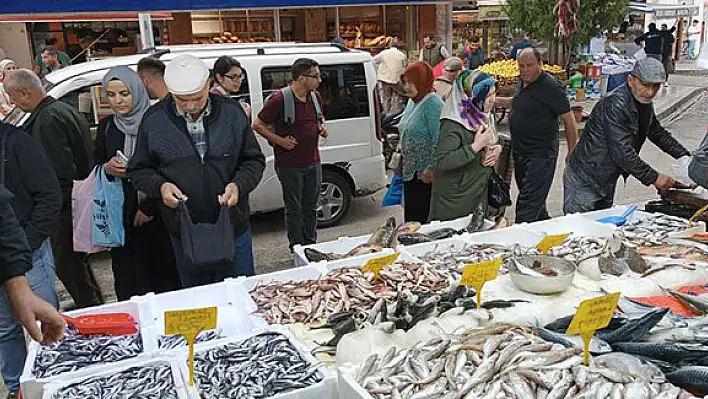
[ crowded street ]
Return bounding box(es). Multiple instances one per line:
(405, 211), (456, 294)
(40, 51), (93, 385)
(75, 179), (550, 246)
(6, 0), (708, 398)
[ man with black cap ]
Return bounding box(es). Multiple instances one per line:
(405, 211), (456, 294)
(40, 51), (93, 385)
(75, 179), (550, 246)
(563, 57), (690, 214)
(129, 54), (265, 287)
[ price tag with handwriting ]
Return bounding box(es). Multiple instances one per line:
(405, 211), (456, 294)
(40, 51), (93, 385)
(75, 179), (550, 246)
(165, 307), (217, 385)
(536, 233), (570, 254)
(460, 258), (502, 308)
(362, 253), (400, 278)
(566, 292), (620, 365)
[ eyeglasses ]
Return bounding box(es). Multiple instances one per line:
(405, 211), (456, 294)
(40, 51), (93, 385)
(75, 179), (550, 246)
(224, 73), (244, 82)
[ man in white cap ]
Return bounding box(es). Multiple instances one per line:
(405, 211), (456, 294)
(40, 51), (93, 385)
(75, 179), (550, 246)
(128, 54), (265, 287)
(564, 57), (689, 214)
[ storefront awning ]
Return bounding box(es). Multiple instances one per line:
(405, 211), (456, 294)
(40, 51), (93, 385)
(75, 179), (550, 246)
(628, 1), (699, 19)
(3, 0), (434, 15)
(0, 12), (172, 22)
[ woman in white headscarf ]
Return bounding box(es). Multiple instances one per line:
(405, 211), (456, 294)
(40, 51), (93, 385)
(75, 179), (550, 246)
(0, 59), (18, 118)
(96, 66), (181, 300)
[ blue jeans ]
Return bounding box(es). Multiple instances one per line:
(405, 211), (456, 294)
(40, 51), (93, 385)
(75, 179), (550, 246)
(0, 240), (59, 392)
(563, 166), (616, 214)
(171, 229), (254, 288)
(689, 39), (698, 59)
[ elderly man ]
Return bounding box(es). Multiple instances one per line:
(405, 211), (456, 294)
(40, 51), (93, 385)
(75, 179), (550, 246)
(4, 69), (103, 309)
(137, 57), (169, 101)
(496, 48), (577, 223)
(129, 55), (265, 288)
(564, 58), (689, 214)
(434, 57), (464, 101)
(373, 38), (408, 113)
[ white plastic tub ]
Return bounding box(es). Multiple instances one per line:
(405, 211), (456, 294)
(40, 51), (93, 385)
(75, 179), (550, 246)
(420, 214), (495, 235)
(317, 251), (423, 274)
(337, 371), (374, 399)
(526, 214), (618, 238)
(41, 357), (189, 399)
(293, 236), (395, 267)
(465, 225), (544, 248)
(180, 326), (337, 399)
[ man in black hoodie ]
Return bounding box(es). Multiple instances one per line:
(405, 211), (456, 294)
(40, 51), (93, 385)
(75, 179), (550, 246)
(129, 55), (265, 288)
(0, 122), (62, 396)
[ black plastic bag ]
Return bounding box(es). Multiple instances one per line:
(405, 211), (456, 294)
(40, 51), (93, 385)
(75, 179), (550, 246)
(179, 201), (234, 266)
(487, 172), (512, 208)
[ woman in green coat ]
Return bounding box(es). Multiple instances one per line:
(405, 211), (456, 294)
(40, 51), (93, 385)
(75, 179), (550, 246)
(431, 71), (502, 222)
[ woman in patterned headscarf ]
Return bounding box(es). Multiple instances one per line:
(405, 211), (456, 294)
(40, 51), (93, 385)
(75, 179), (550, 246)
(430, 70), (503, 222)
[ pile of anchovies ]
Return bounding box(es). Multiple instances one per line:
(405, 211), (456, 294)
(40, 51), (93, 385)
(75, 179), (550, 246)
(33, 327), (143, 378)
(158, 329), (225, 350)
(354, 323), (697, 399)
(193, 332), (323, 399)
(417, 243), (531, 278)
(50, 362), (178, 399)
(545, 236), (607, 262)
(620, 214), (697, 246)
(250, 263), (453, 324)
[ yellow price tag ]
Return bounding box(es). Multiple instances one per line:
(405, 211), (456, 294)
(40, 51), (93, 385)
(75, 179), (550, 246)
(565, 292), (620, 365)
(165, 307), (218, 386)
(362, 252), (400, 277)
(460, 258), (502, 309)
(536, 233), (570, 254)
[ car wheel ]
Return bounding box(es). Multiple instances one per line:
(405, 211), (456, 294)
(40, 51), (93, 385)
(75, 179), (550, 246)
(317, 170), (352, 228)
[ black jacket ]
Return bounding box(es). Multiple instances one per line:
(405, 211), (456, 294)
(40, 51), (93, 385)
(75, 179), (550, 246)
(96, 116), (158, 225)
(128, 95), (265, 238)
(0, 123), (62, 252)
(634, 30), (668, 56)
(0, 184), (31, 285)
(23, 96), (94, 204)
(568, 84), (689, 195)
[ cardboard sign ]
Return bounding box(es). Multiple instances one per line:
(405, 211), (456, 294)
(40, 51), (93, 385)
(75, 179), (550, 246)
(536, 233), (570, 254)
(165, 307), (218, 385)
(566, 292), (620, 365)
(362, 253), (400, 277)
(460, 258), (502, 309)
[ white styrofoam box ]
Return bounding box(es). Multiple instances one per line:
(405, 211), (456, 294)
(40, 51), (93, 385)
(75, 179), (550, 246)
(21, 329), (155, 399)
(293, 236), (396, 267)
(400, 237), (472, 260)
(41, 357), (188, 399)
(180, 326), (337, 399)
(578, 204), (634, 222)
(337, 372), (373, 399)
(140, 278), (245, 321)
(525, 214), (618, 238)
(465, 225), (544, 248)
(420, 214), (495, 235)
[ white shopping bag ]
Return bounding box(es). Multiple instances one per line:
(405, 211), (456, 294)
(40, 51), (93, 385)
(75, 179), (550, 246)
(670, 156), (695, 187)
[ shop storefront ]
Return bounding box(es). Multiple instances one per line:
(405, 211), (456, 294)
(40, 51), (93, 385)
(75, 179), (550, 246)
(0, 13), (171, 65)
(188, 5), (421, 55)
(452, 0), (510, 57)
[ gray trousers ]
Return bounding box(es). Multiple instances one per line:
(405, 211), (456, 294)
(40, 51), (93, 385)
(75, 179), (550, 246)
(563, 166), (616, 214)
(276, 164), (322, 249)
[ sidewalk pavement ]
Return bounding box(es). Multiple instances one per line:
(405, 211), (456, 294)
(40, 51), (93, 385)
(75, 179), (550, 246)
(675, 59), (708, 76)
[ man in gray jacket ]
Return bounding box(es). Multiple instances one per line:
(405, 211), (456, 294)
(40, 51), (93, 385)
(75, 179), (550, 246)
(564, 57), (690, 214)
(689, 134), (708, 189)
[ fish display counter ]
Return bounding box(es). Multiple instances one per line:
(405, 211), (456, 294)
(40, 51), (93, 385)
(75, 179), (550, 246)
(19, 203), (708, 399)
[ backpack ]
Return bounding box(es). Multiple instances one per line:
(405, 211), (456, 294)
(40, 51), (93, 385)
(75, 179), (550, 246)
(279, 86), (324, 126)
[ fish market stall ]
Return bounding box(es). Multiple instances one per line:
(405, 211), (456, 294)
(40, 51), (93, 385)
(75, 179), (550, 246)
(19, 203), (708, 399)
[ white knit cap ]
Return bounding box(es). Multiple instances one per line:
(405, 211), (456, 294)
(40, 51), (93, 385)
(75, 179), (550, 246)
(164, 54), (209, 95)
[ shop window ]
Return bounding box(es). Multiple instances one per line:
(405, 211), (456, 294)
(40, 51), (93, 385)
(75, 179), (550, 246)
(260, 63), (370, 121)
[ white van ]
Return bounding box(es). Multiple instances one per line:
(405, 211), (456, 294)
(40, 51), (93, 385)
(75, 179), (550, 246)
(6, 43), (387, 227)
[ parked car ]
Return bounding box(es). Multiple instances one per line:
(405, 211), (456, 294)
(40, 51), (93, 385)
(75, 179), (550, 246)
(6, 42), (387, 227)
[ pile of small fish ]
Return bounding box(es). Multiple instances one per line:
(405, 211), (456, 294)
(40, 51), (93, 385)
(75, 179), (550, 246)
(546, 236), (607, 263)
(193, 332), (323, 399)
(621, 215), (697, 246)
(250, 262), (453, 325)
(50, 362), (178, 399)
(354, 323), (697, 399)
(33, 327), (143, 378)
(158, 329), (225, 350)
(417, 243), (530, 279)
